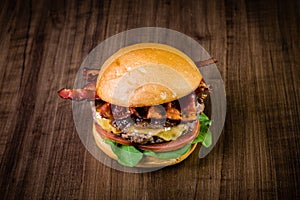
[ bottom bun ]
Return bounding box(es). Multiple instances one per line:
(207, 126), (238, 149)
(92, 124), (198, 168)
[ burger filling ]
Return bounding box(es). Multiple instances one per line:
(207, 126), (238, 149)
(93, 80), (211, 145)
(57, 65), (214, 167)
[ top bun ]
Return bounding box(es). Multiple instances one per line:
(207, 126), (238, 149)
(96, 43), (202, 107)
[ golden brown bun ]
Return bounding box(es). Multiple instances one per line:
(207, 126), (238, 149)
(92, 124), (198, 168)
(96, 43), (202, 107)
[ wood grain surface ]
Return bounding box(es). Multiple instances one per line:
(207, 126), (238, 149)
(0, 0), (299, 199)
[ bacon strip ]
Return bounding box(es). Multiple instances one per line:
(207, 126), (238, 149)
(97, 103), (113, 118)
(166, 103), (181, 120)
(195, 80), (212, 101)
(83, 82), (96, 90)
(194, 57), (217, 68)
(57, 88), (99, 101)
(83, 68), (99, 82)
(95, 94), (197, 121)
(58, 82), (97, 101)
(147, 105), (166, 119)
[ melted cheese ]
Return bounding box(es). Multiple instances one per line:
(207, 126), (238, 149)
(95, 116), (121, 134)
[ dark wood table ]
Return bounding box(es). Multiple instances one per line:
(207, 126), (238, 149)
(0, 0), (299, 199)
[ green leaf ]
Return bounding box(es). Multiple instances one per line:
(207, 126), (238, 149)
(202, 129), (212, 147)
(104, 139), (143, 167)
(192, 113), (212, 147)
(144, 144), (192, 159)
(198, 112), (212, 126)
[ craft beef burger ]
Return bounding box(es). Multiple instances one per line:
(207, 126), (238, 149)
(58, 43), (212, 168)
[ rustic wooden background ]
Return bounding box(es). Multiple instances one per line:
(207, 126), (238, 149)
(0, 0), (299, 199)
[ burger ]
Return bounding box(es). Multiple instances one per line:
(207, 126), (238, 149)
(58, 43), (212, 168)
